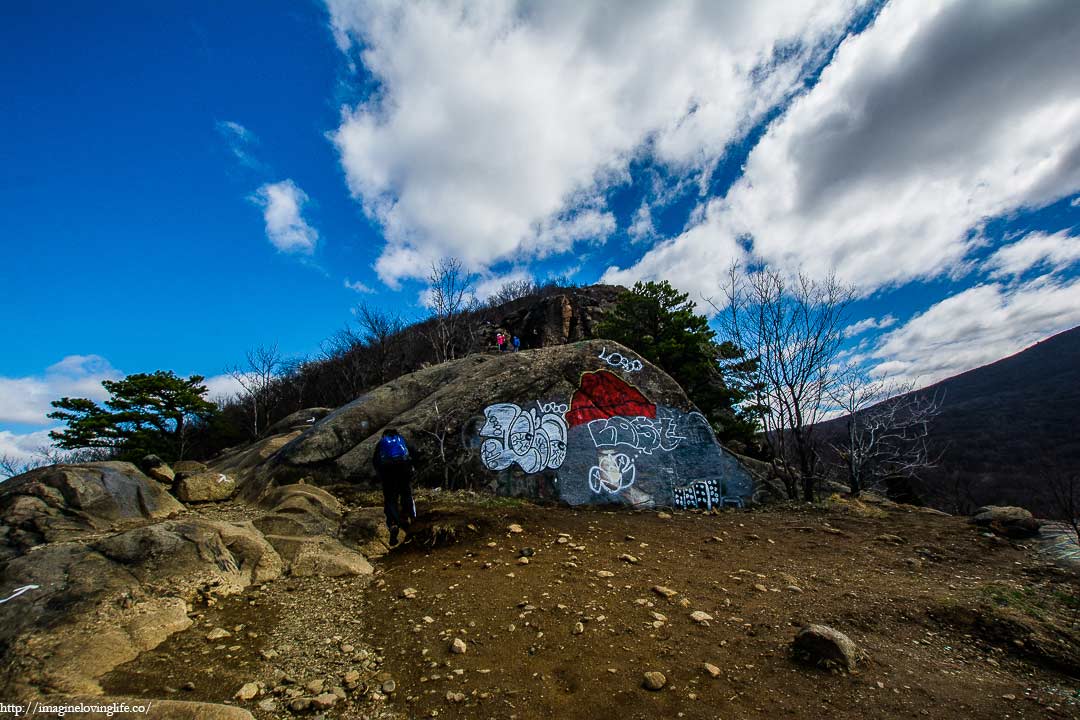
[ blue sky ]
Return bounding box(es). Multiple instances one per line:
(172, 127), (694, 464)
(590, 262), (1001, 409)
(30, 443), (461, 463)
(2, 0), (1079, 463)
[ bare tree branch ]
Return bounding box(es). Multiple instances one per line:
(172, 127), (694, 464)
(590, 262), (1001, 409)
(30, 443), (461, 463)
(710, 262), (855, 501)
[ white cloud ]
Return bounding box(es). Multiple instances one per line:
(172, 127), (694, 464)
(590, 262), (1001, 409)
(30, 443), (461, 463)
(985, 230), (1080, 279)
(251, 180), (319, 254)
(609, 0), (1080, 296)
(0, 428), (57, 473)
(216, 120), (261, 169)
(627, 202), (655, 244)
(201, 373), (247, 403)
(326, 0), (864, 284)
(843, 314), (897, 338)
(868, 273), (1080, 387)
(344, 278), (375, 293)
(0, 355), (120, 426)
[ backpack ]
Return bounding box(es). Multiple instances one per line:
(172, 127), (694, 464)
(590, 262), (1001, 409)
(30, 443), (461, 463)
(377, 434), (410, 464)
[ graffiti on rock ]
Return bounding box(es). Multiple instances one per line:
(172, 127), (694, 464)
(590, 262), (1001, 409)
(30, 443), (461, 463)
(598, 346), (644, 373)
(476, 365), (755, 508)
(672, 478), (744, 510)
(479, 402), (568, 474)
(566, 370), (656, 427)
(588, 415), (684, 456)
(588, 449), (636, 494)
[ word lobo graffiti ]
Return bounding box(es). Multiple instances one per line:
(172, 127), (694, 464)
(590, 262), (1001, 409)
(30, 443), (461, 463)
(479, 402), (568, 474)
(598, 346), (643, 373)
(587, 415), (684, 455)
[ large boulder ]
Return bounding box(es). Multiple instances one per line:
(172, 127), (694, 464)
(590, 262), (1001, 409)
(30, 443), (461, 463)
(211, 431), (303, 478)
(253, 340), (756, 509)
(0, 519), (282, 697)
(250, 484), (371, 577)
(175, 472), (238, 502)
(262, 407), (334, 437)
(0, 462), (183, 553)
(970, 505), (1043, 538)
(140, 454), (175, 485)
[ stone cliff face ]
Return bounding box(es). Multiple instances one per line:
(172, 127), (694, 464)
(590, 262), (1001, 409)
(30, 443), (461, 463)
(483, 285), (623, 349)
(249, 340), (755, 510)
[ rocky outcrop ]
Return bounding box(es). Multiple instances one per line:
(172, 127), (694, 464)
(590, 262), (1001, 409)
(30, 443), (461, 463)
(250, 340), (755, 510)
(262, 407), (333, 437)
(489, 285), (623, 349)
(212, 431), (304, 477)
(174, 472), (237, 502)
(0, 472), (372, 699)
(0, 518), (282, 697)
(0, 462), (183, 556)
(970, 505), (1043, 538)
(254, 484), (373, 578)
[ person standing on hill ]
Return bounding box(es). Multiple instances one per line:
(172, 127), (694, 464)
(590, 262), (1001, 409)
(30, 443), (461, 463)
(512, 335), (521, 352)
(372, 427), (415, 546)
(496, 332), (505, 352)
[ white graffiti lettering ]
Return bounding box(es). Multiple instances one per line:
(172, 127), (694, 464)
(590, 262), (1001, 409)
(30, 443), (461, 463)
(0, 584), (39, 604)
(479, 403), (568, 474)
(588, 450), (636, 494)
(587, 416), (684, 455)
(598, 347), (643, 373)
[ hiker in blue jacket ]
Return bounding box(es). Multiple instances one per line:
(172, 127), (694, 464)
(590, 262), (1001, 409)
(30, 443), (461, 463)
(372, 428), (416, 546)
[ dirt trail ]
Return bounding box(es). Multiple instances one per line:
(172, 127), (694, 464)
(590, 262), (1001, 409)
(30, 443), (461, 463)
(103, 498), (1080, 719)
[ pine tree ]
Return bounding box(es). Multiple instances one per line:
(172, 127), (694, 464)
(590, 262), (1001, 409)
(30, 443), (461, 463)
(48, 371), (217, 460)
(597, 281), (761, 451)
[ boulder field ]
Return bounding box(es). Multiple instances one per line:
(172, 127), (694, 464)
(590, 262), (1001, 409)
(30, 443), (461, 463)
(0, 461), (374, 707)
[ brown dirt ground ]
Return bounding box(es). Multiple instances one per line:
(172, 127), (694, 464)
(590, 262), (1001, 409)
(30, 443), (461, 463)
(102, 495), (1080, 719)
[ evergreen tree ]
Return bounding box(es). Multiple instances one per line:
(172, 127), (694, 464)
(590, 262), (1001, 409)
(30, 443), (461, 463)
(48, 371), (217, 460)
(597, 281), (761, 451)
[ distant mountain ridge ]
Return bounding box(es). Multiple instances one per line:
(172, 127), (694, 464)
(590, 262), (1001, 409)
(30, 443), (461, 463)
(819, 325), (1080, 514)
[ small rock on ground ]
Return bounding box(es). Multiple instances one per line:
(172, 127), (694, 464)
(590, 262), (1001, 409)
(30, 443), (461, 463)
(642, 671), (667, 690)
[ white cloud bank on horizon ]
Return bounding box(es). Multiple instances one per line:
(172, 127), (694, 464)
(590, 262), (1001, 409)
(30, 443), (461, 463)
(0, 355), (120, 427)
(868, 272), (1080, 388)
(251, 180), (319, 254)
(326, 0), (866, 286)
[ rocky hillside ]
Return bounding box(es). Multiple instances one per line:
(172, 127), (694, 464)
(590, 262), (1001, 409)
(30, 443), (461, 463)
(816, 325), (1080, 513)
(230, 339), (757, 510)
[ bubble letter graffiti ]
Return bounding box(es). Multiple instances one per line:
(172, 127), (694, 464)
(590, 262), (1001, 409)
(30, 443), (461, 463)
(479, 402), (568, 473)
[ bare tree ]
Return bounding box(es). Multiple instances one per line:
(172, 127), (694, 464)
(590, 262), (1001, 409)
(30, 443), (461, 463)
(486, 278), (537, 307)
(354, 302), (405, 385)
(711, 263), (855, 501)
(320, 328), (370, 401)
(227, 343), (283, 437)
(0, 445), (107, 480)
(828, 367), (944, 497)
(425, 258), (476, 363)
(1046, 471), (1080, 550)
(420, 400), (460, 489)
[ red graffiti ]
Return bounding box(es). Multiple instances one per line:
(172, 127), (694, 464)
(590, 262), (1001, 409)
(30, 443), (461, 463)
(566, 370), (656, 428)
